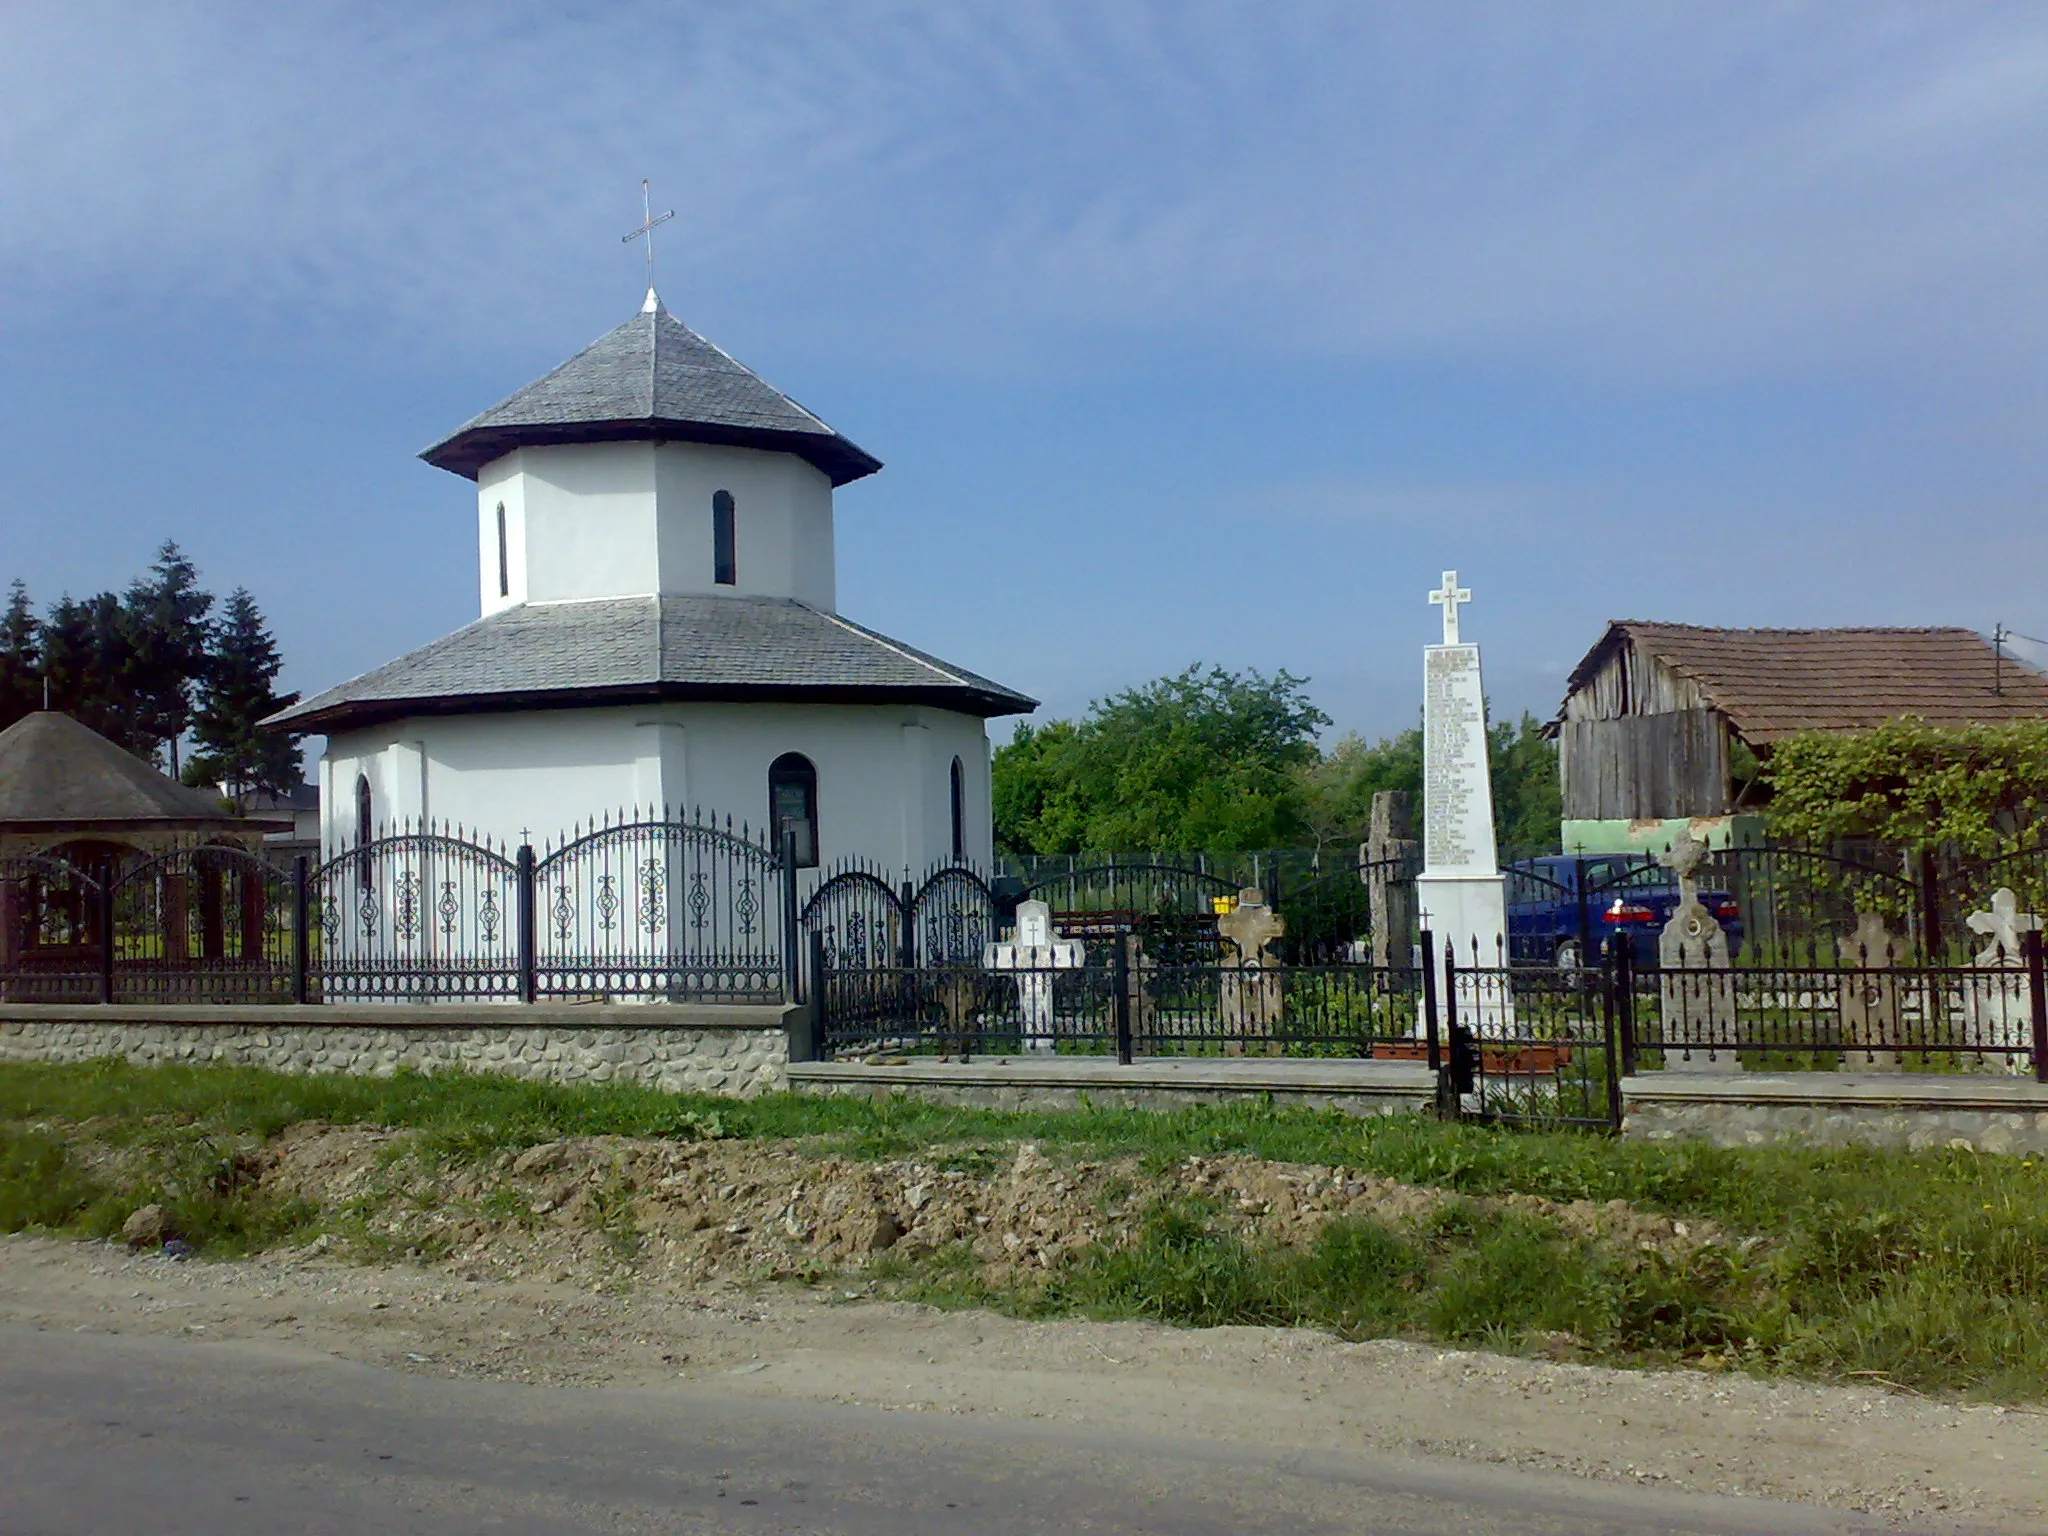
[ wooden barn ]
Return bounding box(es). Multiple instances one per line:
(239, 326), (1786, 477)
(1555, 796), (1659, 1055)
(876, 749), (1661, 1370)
(1551, 623), (2048, 846)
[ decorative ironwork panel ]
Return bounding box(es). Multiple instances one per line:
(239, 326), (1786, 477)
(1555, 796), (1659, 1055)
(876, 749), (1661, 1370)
(107, 844), (297, 1004)
(532, 812), (785, 1001)
(800, 863), (907, 973)
(0, 852), (106, 1003)
(313, 827), (521, 1000)
(1018, 860), (1240, 964)
(910, 864), (996, 967)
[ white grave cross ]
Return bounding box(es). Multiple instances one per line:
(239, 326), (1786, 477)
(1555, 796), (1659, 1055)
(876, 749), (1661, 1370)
(983, 899), (1085, 1053)
(1967, 887), (2041, 965)
(1429, 570), (1473, 646)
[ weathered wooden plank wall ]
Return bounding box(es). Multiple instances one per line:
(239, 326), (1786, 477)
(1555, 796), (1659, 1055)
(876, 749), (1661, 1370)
(1560, 709), (1730, 819)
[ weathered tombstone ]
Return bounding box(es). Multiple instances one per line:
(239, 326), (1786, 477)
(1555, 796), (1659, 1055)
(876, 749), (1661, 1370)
(1839, 911), (1905, 1072)
(1120, 931), (1156, 1042)
(1364, 790), (1419, 968)
(983, 899), (1085, 1053)
(1217, 887), (1285, 1050)
(1657, 831), (1739, 1070)
(1964, 888), (2041, 1067)
(1414, 572), (1513, 1030)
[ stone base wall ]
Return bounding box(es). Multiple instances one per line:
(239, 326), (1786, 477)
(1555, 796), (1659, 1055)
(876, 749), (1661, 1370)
(1623, 1073), (2048, 1155)
(787, 1059), (1436, 1118)
(0, 1005), (796, 1098)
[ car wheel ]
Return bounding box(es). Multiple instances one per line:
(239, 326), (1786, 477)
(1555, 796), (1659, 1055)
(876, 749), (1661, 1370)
(1554, 938), (1583, 969)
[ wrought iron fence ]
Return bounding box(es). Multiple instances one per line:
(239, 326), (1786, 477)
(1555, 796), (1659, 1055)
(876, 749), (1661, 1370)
(1627, 939), (2048, 1075)
(532, 813), (787, 1002)
(315, 828), (521, 1001)
(110, 844), (297, 1003)
(0, 853), (109, 1003)
(816, 952), (1428, 1063)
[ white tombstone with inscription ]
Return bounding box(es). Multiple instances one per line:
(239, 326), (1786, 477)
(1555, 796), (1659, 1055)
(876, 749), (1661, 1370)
(1415, 572), (1513, 1029)
(984, 899), (1086, 1053)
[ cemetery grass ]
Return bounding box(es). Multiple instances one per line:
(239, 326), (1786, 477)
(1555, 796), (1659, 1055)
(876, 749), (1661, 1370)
(4, 1061), (2048, 1399)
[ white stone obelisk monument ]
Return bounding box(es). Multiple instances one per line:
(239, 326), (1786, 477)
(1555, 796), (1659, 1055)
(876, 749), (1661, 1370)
(1416, 572), (1512, 1026)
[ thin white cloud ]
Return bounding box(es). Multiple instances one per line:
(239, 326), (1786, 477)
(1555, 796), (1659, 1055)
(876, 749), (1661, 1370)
(3, 1), (2046, 384)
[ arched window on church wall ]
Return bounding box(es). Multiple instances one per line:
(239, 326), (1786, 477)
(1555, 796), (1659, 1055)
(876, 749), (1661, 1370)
(768, 752), (818, 868)
(949, 756), (966, 863)
(495, 503), (509, 598)
(355, 774), (374, 891)
(713, 490), (737, 586)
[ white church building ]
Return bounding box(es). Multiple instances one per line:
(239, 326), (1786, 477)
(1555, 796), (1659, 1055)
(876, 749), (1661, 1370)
(273, 290), (1035, 880)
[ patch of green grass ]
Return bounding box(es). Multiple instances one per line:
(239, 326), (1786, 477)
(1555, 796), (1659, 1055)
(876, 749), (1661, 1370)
(0, 1124), (119, 1233)
(8, 1060), (2048, 1396)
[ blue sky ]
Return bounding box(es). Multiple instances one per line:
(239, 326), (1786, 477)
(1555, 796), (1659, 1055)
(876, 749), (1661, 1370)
(5, 2), (2047, 750)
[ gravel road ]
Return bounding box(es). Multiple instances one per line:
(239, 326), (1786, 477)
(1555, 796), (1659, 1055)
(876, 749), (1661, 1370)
(0, 1236), (2038, 1531)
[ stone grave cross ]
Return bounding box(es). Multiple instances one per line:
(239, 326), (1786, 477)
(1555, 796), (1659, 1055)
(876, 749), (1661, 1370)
(1655, 829), (1735, 1067)
(1658, 829), (1709, 906)
(1217, 887), (1286, 1042)
(983, 899), (1085, 1053)
(1429, 570), (1473, 646)
(1217, 888), (1285, 966)
(1967, 887), (2041, 965)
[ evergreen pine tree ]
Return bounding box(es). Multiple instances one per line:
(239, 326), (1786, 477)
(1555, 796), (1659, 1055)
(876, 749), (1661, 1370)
(187, 588), (302, 801)
(123, 540), (213, 772)
(0, 581), (41, 730)
(40, 592), (150, 755)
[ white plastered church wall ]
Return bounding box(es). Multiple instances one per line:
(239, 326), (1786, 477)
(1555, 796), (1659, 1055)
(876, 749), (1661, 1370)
(320, 703), (992, 874)
(478, 441), (835, 613)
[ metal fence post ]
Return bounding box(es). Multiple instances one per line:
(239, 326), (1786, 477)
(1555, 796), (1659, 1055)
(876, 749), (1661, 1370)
(1609, 933), (1638, 1076)
(1601, 936), (1626, 1130)
(781, 832), (801, 1002)
(98, 881), (116, 1004)
(1917, 847), (1943, 963)
(2026, 928), (2047, 1085)
(515, 844), (537, 1003)
(1113, 935), (1133, 1065)
(292, 855), (310, 1005)
(899, 880), (917, 969)
(807, 929), (829, 1056)
(1419, 926), (1440, 1072)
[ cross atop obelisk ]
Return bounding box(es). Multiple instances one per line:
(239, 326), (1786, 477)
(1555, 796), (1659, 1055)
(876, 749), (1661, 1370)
(1429, 570), (1472, 646)
(622, 178), (676, 313)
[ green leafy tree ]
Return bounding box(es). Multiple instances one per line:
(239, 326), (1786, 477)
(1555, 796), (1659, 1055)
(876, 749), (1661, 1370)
(1294, 727), (1423, 852)
(183, 588), (303, 801)
(123, 540), (214, 772)
(1294, 710), (1560, 856)
(993, 666), (1331, 854)
(1488, 712), (1563, 855)
(1765, 718), (2048, 854)
(0, 581), (40, 730)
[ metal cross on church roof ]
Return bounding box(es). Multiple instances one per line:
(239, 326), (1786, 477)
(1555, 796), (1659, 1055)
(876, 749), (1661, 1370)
(622, 178), (676, 311)
(1429, 570), (1472, 645)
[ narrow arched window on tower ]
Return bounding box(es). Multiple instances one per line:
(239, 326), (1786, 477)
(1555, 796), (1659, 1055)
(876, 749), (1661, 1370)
(355, 774), (374, 891)
(768, 752), (818, 868)
(713, 490), (737, 586)
(495, 503), (509, 598)
(949, 756), (966, 863)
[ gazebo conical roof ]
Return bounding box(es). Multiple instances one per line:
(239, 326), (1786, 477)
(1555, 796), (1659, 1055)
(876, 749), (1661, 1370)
(0, 712), (247, 833)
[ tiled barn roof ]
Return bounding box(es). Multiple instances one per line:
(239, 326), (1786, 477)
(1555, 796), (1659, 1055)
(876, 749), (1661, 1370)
(1564, 622), (2048, 742)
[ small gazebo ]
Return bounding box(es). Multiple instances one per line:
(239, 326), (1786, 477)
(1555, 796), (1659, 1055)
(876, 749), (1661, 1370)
(0, 712), (283, 995)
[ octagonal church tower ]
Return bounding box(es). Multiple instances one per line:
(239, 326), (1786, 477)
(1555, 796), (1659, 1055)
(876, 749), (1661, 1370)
(271, 291), (1034, 877)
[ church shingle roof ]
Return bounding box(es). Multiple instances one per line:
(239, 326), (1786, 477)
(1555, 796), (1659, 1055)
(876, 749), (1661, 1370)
(420, 296), (882, 486)
(265, 595), (1037, 732)
(0, 712), (245, 828)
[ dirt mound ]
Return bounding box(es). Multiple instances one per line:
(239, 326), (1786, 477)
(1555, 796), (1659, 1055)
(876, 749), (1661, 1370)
(256, 1127), (1725, 1289)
